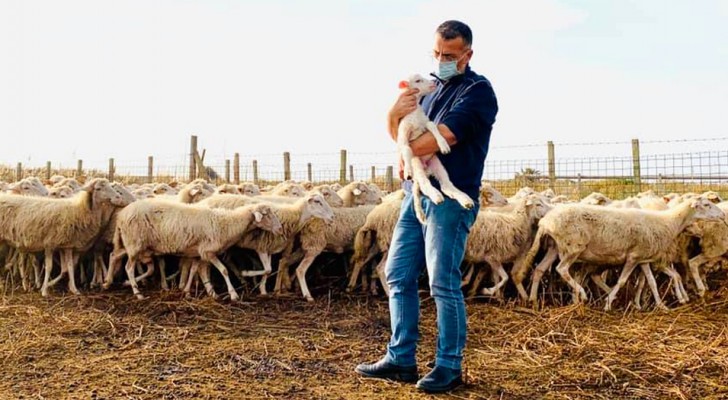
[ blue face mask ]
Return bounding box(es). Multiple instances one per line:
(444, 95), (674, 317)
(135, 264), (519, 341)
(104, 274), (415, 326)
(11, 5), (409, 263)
(436, 60), (459, 81)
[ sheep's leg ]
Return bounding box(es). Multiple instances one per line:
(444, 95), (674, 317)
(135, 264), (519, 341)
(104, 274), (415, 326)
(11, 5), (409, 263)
(590, 271), (612, 295)
(482, 262), (509, 297)
(528, 246), (559, 303)
(183, 260), (201, 297)
(410, 158), (444, 204)
(605, 259), (639, 311)
(461, 263), (474, 288)
(634, 273), (646, 310)
(18, 252), (29, 292)
(64, 250), (82, 295)
(256, 252), (273, 296)
(198, 262), (218, 299)
(91, 252), (104, 288)
(124, 260), (155, 286)
(47, 251), (69, 288)
(661, 263), (688, 304)
(33, 253), (42, 290)
(103, 249), (126, 289)
(347, 255), (375, 293)
(371, 253), (389, 296)
(425, 121), (451, 154)
(123, 256), (144, 300)
(554, 253), (587, 303)
(294, 251), (320, 302)
(208, 255), (240, 301)
(467, 267), (487, 298)
(640, 263), (667, 311)
(426, 156), (473, 209)
(688, 254), (708, 297)
(158, 258), (169, 291)
(78, 255), (88, 286)
(41, 250), (54, 297)
(179, 258), (192, 290)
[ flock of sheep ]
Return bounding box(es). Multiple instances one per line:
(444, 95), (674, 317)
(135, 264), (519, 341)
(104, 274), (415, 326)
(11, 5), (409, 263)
(1, 175), (728, 311)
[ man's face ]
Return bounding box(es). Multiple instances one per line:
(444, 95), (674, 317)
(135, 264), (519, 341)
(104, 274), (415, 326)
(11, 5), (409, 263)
(432, 33), (472, 73)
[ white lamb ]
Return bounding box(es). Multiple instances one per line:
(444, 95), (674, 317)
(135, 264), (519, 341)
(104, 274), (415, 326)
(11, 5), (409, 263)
(397, 74), (474, 223)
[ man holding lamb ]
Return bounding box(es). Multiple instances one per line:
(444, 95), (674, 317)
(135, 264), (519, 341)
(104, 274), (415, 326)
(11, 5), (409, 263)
(356, 20), (499, 393)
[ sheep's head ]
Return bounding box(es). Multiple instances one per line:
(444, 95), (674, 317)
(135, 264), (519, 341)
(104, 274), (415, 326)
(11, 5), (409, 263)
(111, 182), (136, 206)
(479, 183), (508, 207)
(702, 191), (723, 204)
(689, 197), (726, 222)
(153, 183), (177, 195)
(513, 187), (535, 199)
(300, 180), (314, 191)
(8, 178), (49, 197)
(550, 195), (572, 204)
(186, 183), (214, 203)
(580, 192), (611, 206)
(251, 204), (283, 235)
(525, 194), (552, 220)
(345, 182), (370, 206)
(48, 186), (74, 199)
(55, 178), (81, 191)
(303, 193), (335, 225)
(216, 184), (241, 195)
(132, 188), (155, 199)
(281, 184), (305, 197)
(239, 183), (261, 196)
(313, 185), (344, 207)
(48, 175), (65, 186)
(399, 74), (437, 98)
(366, 184), (383, 205)
(83, 178), (124, 207)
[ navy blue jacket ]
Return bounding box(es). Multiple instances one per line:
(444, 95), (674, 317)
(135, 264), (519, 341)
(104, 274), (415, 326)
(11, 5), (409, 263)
(420, 65), (498, 201)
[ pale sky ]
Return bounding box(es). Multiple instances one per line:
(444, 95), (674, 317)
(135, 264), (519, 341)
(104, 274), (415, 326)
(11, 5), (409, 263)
(1, 0), (727, 174)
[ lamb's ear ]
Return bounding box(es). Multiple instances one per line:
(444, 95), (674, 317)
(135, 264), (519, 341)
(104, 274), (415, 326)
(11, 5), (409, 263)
(254, 211), (263, 223)
(399, 80), (409, 89)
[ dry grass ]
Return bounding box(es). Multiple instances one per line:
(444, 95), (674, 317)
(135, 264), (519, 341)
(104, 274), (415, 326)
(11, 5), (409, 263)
(2, 278), (728, 400)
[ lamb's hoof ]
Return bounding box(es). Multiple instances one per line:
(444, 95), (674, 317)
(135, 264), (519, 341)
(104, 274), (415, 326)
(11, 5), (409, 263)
(70, 289), (81, 296)
(438, 140), (451, 154)
(430, 193), (444, 204)
(135, 294), (147, 300)
(481, 288), (495, 296)
(305, 296), (315, 303)
(229, 293), (240, 302)
(654, 303), (670, 312)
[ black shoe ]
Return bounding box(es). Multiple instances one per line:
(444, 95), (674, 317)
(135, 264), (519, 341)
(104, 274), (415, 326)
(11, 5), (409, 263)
(355, 358), (418, 383)
(416, 365), (464, 393)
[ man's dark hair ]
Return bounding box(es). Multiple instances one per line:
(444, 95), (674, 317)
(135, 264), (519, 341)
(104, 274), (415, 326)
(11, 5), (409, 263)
(436, 20), (472, 47)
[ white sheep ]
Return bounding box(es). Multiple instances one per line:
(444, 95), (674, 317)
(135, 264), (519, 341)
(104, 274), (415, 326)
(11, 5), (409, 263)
(8, 177), (49, 197)
(397, 74), (474, 223)
(0, 178), (123, 296)
(683, 201), (728, 297)
(337, 181), (370, 207)
(238, 182), (261, 196)
(110, 199), (283, 300)
(522, 197), (725, 311)
(216, 183), (241, 195)
(269, 182), (306, 197)
(153, 183), (178, 196)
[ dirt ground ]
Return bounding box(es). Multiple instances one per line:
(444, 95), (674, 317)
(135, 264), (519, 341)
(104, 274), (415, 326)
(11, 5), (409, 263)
(1, 279), (728, 400)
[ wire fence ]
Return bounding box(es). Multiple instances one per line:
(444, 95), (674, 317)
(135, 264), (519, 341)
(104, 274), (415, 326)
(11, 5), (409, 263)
(2, 136), (728, 200)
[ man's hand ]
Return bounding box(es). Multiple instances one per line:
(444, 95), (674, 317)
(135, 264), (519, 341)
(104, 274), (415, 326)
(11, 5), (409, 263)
(389, 88), (419, 121)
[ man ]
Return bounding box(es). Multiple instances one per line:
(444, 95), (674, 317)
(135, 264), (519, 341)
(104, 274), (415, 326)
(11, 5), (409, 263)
(355, 20), (498, 393)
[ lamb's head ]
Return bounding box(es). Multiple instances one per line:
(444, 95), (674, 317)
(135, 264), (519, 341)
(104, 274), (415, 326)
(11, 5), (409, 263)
(399, 74), (437, 98)
(302, 193), (335, 225)
(239, 183), (261, 196)
(312, 185), (344, 207)
(688, 196), (726, 222)
(216, 184), (241, 195)
(525, 194), (553, 220)
(580, 192), (612, 206)
(48, 185), (74, 199)
(250, 204), (283, 235)
(479, 183), (508, 207)
(111, 182), (136, 206)
(82, 178), (124, 207)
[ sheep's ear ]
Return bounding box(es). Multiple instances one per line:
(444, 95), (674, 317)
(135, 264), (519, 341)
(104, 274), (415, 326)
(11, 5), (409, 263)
(662, 196), (671, 203)
(80, 179), (97, 192)
(189, 187), (200, 196)
(398, 80), (409, 89)
(353, 188), (362, 196)
(525, 198), (534, 206)
(254, 211), (263, 223)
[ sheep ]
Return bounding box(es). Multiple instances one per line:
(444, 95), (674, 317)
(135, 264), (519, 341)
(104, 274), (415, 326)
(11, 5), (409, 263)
(177, 181), (214, 204)
(132, 188), (155, 200)
(479, 183), (508, 208)
(550, 195), (573, 204)
(540, 188), (556, 200)
(311, 185), (345, 207)
(203, 193), (335, 295)
(238, 182), (261, 196)
(683, 202), (728, 297)
(300, 180), (314, 191)
(216, 183), (241, 195)
(48, 175), (66, 186)
(330, 183), (343, 192)
(269, 182), (306, 197)
(397, 74), (474, 223)
(48, 186), (75, 199)
(7, 177), (49, 196)
(53, 177), (81, 192)
(110, 199), (283, 300)
(347, 190), (406, 295)
(580, 192), (611, 206)
(366, 183), (384, 205)
(337, 181), (370, 207)
(521, 197), (725, 311)
(0, 178), (123, 296)
(153, 183), (178, 196)
(277, 204), (376, 301)
(464, 194), (552, 299)
(509, 187), (535, 202)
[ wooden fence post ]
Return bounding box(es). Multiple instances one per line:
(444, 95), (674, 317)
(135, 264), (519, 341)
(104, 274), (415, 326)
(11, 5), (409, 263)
(386, 166), (394, 193)
(108, 158), (115, 182)
(45, 161), (51, 181)
(147, 156), (154, 183)
(233, 153), (240, 184)
(283, 152), (291, 181)
(632, 138), (641, 193)
(339, 149), (347, 184)
(189, 135), (198, 181)
(15, 162), (22, 182)
(225, 159), (231, 183)
(252, 160), (259, 185)
(76, 160), (83, 178)
(547, 141), (556, 190)
(371, 166), (375, 182)
(349, 165), (354, 182)
(307, 163), (312, 182)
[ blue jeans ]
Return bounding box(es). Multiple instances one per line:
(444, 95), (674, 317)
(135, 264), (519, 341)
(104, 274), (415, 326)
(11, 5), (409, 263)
(384, 187), (478, 370)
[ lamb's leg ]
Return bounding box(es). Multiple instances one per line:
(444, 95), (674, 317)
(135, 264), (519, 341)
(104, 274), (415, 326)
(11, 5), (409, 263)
(688, 254), (708, 297)
(208, 255), (240, 301)
(64, 250), (82, 295)
(640, 263), (667, 310)
(411, 158), (443, 204)
(605, 259), (639, 311)
(554, 253), (587, 303)
(661, 263), (688, 304)
(482, 261), (509, 297)
(123, 256), (144, 300)
(425, 121), (451, 154)
(41, 250), (54, 297)
(528, 246), (559, 303)
(294, 252), (320, 302)
(426, 156), (474, 209)
(256, 252), (273, 296)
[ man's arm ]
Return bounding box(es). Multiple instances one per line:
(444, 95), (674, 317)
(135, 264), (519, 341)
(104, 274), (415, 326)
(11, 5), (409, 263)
(409, 124), (458, 157)
(387, 88), (419, 142)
